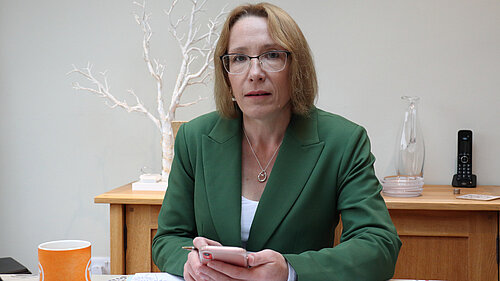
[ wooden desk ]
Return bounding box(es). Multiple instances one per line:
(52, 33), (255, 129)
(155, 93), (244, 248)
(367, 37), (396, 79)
(383, 185), (500, 281)
(95, 185), (500, 280)
(95, 183), (164, 274)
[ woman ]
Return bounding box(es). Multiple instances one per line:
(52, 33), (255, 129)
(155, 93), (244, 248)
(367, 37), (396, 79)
(152, 3), (401, 281)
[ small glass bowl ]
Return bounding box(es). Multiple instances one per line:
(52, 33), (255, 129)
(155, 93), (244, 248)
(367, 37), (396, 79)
(381, 176), (424, 197)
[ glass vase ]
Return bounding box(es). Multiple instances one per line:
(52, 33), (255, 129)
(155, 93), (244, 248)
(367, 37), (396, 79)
(382, 96), (425, 197)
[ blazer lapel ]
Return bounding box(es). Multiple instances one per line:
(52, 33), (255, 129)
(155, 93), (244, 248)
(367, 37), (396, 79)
(202, 117), (243, 246)
(247, 110), (325, 250)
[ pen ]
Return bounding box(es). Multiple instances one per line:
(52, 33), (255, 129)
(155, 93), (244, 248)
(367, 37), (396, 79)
(182, 246), (197, 251)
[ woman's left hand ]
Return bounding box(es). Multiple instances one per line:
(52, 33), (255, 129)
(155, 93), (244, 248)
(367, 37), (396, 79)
(199, 249), (288, 281)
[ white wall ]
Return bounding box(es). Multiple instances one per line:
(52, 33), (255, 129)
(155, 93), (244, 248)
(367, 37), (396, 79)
(1, 0), (499, 272)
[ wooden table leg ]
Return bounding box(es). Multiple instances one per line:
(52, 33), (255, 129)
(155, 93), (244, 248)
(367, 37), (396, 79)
(110, 204), (125, 274)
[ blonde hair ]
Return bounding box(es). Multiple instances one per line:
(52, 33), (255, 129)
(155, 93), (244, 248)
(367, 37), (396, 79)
(214, 2), (318, 119)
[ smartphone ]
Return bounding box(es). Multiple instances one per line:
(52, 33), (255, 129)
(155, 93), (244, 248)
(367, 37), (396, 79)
(198, 245), (248, 267)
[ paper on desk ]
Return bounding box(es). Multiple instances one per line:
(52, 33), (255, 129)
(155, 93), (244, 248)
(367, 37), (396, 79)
(456, 194), (500, 201)
(129, 273), (184, 281)
(0, 274), (38, 281)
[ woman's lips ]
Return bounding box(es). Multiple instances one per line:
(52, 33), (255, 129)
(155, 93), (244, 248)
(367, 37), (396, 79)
(245, 91), (271, 97)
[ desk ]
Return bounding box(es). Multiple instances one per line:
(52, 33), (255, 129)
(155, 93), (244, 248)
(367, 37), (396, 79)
(382, 185), (500, 281)
(95, 184), (164, 274)
(95, 184), (500, 280)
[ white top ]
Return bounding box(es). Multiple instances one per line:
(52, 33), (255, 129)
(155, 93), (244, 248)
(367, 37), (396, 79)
(240, 196), (297, 281)
(241, 196), (259, 248)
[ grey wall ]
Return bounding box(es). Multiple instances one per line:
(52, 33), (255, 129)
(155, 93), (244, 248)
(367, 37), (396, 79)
(1, 0), (499, 273)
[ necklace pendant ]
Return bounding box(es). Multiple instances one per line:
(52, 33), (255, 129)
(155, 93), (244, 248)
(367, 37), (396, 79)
(257, 170), (267, 183)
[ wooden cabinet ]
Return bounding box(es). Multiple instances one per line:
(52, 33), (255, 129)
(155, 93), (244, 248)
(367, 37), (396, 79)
(125, 204), (162, 273)
(96, 185), (500, 280)
(95, 185), (164, 274)
(381, 186), (500, 281)
(390, 209), (497, 280)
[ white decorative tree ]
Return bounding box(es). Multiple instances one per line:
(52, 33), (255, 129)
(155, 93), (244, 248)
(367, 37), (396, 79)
(69, 0), (226, 184)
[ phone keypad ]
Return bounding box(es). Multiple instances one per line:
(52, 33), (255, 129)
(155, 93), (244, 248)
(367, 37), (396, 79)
(457, 153), (472, 180)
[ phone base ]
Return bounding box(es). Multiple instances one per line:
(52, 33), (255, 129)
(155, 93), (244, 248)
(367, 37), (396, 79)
(452, 174), (477, 188)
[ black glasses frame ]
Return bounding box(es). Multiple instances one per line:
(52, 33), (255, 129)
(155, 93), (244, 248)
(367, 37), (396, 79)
(219, 50), (291, 74)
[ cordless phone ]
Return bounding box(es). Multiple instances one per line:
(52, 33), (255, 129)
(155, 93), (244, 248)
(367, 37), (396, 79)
(452, 130), (477, 187)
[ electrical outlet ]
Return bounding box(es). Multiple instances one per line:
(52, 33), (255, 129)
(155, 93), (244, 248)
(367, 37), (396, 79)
(91, 256), (110, 274)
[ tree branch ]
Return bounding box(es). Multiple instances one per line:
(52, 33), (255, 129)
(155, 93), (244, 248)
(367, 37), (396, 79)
(177, 96), (207, 108)
(133, 1), (168, 128)
(69, 0), (226, 181)
(68, 64), (161, 129)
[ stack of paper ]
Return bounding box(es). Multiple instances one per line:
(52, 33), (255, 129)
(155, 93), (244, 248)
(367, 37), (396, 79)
(129, 273), (184, 281)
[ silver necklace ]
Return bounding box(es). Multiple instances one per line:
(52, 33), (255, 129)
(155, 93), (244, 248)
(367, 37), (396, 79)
(243, 128), (282, 183)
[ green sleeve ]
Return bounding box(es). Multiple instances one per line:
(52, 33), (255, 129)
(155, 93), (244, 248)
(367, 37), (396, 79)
(284, 126), (401, 281)
(152, 124), (196, 276)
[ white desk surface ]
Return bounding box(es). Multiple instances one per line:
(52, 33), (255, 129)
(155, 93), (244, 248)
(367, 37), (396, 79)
(0, 275), (126, 281)
(0, 273), (186, 281)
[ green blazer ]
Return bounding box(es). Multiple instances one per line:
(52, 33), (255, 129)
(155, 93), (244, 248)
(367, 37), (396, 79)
(152, 108), (401, 281)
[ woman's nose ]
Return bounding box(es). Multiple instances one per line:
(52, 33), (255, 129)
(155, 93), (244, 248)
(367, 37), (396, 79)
(248, 58), (265, 81)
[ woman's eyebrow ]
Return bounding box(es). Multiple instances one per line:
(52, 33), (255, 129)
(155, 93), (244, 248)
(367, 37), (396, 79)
(228, 44), (283, 54)
(261, 43), (283, 50)
(227, 47), (248, 53)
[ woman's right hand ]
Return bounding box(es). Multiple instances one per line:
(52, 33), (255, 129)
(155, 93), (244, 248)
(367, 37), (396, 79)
(184, 237), (222, 281)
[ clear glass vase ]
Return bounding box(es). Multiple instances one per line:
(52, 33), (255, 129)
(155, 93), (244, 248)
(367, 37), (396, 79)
(382, 96), (425, 197)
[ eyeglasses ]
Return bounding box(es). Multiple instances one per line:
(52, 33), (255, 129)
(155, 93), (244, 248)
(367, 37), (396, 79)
(220, 50), (291, 75)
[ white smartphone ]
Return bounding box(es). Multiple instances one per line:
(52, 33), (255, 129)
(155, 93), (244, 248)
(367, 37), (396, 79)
(198, 245), (248, 267)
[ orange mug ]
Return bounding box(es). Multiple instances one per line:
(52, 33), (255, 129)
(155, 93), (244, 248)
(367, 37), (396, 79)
(38, 240), (92, 281)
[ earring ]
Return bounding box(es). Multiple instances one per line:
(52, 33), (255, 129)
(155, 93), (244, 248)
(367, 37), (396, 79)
(229, 88), (236, 102)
